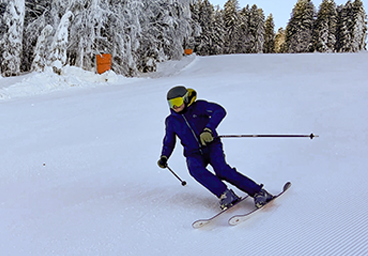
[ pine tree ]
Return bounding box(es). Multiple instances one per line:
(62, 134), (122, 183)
(336, 1), (356, 52)
(24, 0), (50, 23)
(285, 0), (316, 53)
(247, 4), (265, 53)
(115, 0), (142, 76)
(23, 0), (53, 73)
(31, 25), (53, 72)
(24, 0), (73, 73)
(223, 0), (240, 54)
(197, 0), (215, 56)
(351, 0), (367, 51)
(137, 0), (193, 73)
(68, 0), (109, 72)
(264, 14), (275, 53)
(0, 1), (5, 20)
(148, 0), (192, 62)
(136, 0), (167, 73)
(254, 7), (265, 53)
(274, 27), (287, 53)
(237, 5), (250, 53)
(137, 0), (159, 73)
(313, 0), (338, 53)
(189, 0), (202, 53)
(48, 11), (73, 75)
(0, 1), (6, 70)
(1, 0), (25, 77)
(212, 6), (225, 55)
(336, 3), (349, 52)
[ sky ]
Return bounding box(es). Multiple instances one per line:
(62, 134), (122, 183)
(210, 0), (368, 29)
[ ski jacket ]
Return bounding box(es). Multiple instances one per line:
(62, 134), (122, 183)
(161, 100), (226, 158)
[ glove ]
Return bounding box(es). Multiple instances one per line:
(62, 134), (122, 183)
(200, 128), (214, 146)
(157, 155), (168, 168)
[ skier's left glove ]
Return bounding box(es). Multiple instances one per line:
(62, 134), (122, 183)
(157, 155), (168, 168)
(200, 128), (214, 146)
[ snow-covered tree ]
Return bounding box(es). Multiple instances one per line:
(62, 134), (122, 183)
(0, 0), (5, 17)
(189, 0), (202, 54)
(23, 0), (73, 73)
(137, 0), (191, 73)
(48, 11), (73, 74)
(351, 0), (367, 51)
(248, 5), (265, 53)
(197, 0), (215, 56)
(67, 0), (110, 72)
(237, 5), (250, 53)
(337, 0), (367, 52)
(336, 2), (352, 52)
(23, 0), (52, 73)
(264, 14), (275, 53)
(117, 0), (142, 76)
(138, 0), (193, 73)
(0, 2), (6, 60)
(160, 0), (192, 60)
(24, 0), (50, 22)
(285, 0), (316, 53)
(31, 25), (53, 72)
(50, 0), (70, 29)
(223, 0), (240, 54)
(211, 6), (225, 55)
(141, 0), (192, 63)
(106, 0), (140, 76)
(1, 0), (25, 77)
(136, 0), (161, 73)
(335, 0), (367, 52)
(313, 0), (338, 52)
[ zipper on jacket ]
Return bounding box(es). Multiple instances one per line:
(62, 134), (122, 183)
(182, 114), (203, 154)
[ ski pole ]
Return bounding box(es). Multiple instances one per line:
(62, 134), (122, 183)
(219, 133), (319, 139)
(166, 165), (187, 186)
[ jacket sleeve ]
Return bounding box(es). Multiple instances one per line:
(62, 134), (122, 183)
(161, 117), (176, 158)
(204, 101), (226, 134)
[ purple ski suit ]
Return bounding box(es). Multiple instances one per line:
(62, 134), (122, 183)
(161, 100), (261, 198)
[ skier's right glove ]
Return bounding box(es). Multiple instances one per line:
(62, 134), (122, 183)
(157, 155), (168, 168)
(200, 128), (214, 146)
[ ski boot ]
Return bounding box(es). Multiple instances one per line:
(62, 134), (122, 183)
(253, 187), (274, 208)
(219, 189), (241, 210)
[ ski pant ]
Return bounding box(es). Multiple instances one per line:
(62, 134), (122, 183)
(186, 139), (261, 198)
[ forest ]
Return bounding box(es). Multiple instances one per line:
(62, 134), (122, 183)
(0, 0), (367, 77)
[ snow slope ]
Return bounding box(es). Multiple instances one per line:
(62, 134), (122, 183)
(1, 52), (368, 255)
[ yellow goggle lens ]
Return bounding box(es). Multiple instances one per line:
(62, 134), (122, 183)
(168, 97), (184, 109)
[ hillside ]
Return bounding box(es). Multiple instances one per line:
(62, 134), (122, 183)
(1, 52), (368, 255)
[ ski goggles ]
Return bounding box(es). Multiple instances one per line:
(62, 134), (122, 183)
(168, 96), (185, 109)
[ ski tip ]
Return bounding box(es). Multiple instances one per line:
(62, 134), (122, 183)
(192, 220), (209, 229)
(229, 217), (241, 226)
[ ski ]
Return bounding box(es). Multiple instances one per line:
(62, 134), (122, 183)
(192, 195), (250, 229)
(228, 182), (292, 226)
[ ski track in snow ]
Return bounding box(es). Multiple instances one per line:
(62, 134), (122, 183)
(1, 52), (368, 255)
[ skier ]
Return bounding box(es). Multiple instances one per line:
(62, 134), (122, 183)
(157, 85), (274, 210)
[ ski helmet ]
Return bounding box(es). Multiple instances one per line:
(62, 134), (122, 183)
(167, 85), (188, 109)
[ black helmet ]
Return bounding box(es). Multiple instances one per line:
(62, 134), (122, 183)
(167, 85), (187, 100)
(167, 85), (188, 109)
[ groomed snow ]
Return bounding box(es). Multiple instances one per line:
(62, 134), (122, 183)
(1, 52), (368, 255)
